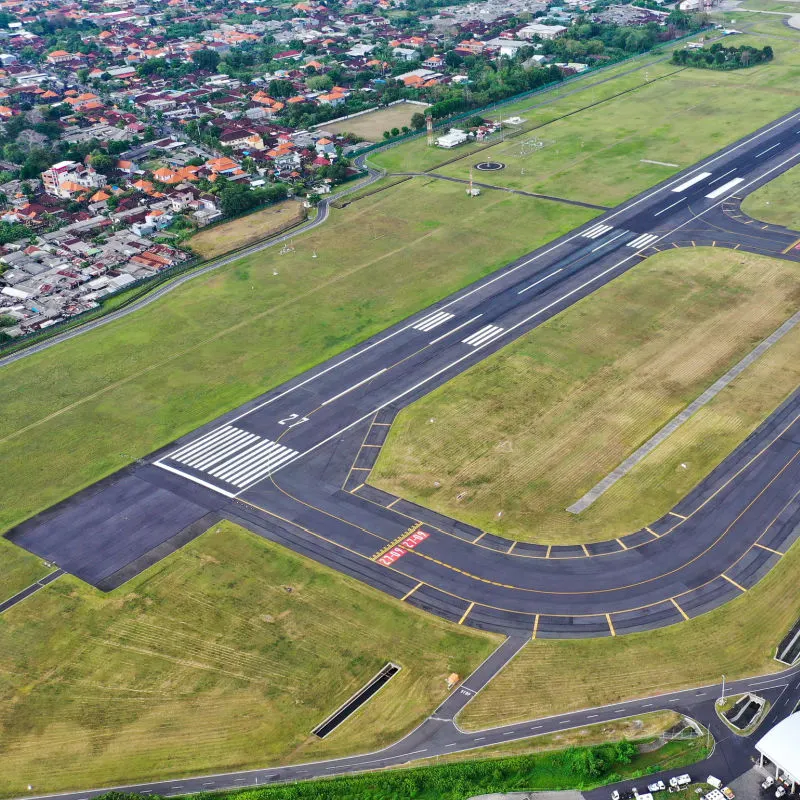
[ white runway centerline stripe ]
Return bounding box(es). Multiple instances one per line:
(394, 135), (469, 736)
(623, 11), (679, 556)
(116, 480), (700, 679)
(671, 171), (711, 193)
(755, 142), (781, 158)
(627, 233), (659, 250)
(320, 368), (387, 407)
(705, 177), (744, 199)
(581, 223), (613, 239)
(518, 268), (563, 295)
(413, 310), (454, 332)
(653, 197), (686, 217)
(463, 325), (505, 348)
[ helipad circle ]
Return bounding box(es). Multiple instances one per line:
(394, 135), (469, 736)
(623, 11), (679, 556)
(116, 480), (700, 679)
(475, 161), (505, 171)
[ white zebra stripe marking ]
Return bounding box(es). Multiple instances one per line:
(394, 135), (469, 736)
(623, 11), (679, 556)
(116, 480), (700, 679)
(413, 311), (455, 332)
(462, 325), (505, 348)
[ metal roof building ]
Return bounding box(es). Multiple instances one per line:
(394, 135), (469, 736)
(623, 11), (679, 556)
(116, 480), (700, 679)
(756, 713), (800, 789)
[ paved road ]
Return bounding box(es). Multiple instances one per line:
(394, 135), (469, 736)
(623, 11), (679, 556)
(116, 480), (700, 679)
(15, 638), (800, 800)
(7, 107), (800, 636)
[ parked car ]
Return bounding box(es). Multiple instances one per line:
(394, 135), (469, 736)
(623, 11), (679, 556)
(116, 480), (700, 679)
(671, 776), (692, 789)
(649, 782), (666, 793)
(762, 779), (775, 791)
(708, 778), (723, 790)
(775, 787), (786, 799)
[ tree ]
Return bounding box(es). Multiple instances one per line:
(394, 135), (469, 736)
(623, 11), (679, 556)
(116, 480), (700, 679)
(410, 111), (427, 130)
(89, 151), (115, 174)
(390, 127), (400, 136)
(306, 74), (333, 91)
(191, 49), (221, 72)
(268, 78), (295, 97)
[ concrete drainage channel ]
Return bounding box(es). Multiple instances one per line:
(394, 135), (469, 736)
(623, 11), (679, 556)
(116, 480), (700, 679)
(313, 663), (401, 738)
(775, 616), (800, 665)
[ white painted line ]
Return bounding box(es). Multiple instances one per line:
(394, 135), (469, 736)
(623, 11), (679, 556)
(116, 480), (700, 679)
(518, 268), (563, 295)
(413, 311), (454, 331)
(231, 448), (298, 487)
(187, 431), (259, 470)
(474, 737), (486, 741)
(748, 679), (789, 689)
(175, 429), (246, 465)
(583, 224), (613, 240)
(643, 703), (653, 708)
(321, 368), (388, 407)
(582, 222), (609, 237)
(463, 327), (505, 348)
(463, 325), (502, 346)
(591, 230), (627, 251)
(671, 172), (711, 192)
(429, 314), (483, 344)
(705, 177), (744, 199)
(156, 462), (237, 498)
(627, 233), (659, 249)
(654, 197), (686, 217)
(502, 731), (516, 736)
(211, 440), (285, 481)
(755, 142), (781, 158)
(707, 167), (737, 185)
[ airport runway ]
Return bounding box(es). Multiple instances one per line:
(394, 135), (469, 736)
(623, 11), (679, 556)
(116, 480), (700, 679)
(5, 107), (800, 639)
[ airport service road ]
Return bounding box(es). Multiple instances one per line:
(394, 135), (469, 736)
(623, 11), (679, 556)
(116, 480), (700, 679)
(15, 638), (800, 800)
(5, 108), (800, 635)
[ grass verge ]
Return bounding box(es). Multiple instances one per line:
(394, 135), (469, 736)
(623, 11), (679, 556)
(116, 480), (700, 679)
(741, 164), (800, 228)
(163, 734), (709, 800)
(372, 248), (800, 544)
(0, 521), (497, 797)
(458, 532), (800, 730)
(187, 201), (307, 259)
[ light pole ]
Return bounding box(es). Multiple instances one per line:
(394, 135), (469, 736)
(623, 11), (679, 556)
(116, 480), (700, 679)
(717, 674), (727, 706)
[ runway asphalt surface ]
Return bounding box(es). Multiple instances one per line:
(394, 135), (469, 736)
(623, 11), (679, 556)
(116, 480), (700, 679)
(6, 106), (800, 635)
(3, 107), (800, 800)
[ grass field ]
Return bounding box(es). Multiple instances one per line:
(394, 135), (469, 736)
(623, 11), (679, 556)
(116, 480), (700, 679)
(0, 521), (497, 797)
(324, 103), (428, 141)
(371, 22), (800, 207)
(0, 179), (594, 588)
(188, 201), (306, 259)
(459, 529), (800, 730)
(372, 248), (800, 544)
(741, 164), (800, 227)
(0, 538), (50, 600)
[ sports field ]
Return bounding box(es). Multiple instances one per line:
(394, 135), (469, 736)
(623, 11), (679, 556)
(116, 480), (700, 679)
(741, 164), (800, 227)
(372, 248), (800, 544)
(0, 521), (496, 797)
(0, 179), (594, 597)
(459, 529), (800, 730)
(371, 21), (800, 207)
(323, 103), (428, 141)
(188, 200), (306, 259)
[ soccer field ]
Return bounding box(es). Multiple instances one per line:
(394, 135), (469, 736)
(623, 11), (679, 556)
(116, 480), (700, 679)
(323, 103), (428, 141)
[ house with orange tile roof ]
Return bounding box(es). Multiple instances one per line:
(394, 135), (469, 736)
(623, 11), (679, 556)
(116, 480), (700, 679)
(46, 49), (74, 64)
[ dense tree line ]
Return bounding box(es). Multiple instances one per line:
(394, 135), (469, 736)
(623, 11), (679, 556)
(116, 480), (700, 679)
(672, 43), (774, 69)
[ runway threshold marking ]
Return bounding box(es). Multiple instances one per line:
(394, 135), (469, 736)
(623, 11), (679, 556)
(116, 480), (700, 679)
(606, 614), (616, 637)
(459, 602), (475, 625)
(721, 573), (747, 593)
(532, 614), (540, 639)
(671, 597), (690, 621)
(753, 542), (784, 556)
(402, 582), (424, 601)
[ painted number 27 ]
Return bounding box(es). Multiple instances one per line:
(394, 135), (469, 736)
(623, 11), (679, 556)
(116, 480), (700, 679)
(278, 413), (310, 428)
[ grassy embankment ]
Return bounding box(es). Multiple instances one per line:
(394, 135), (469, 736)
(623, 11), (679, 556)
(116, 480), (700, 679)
(187, 200), (307, 260)
(0, 522), (497, 797)
(0, 180), (594, 597)
(742, 164), (800, 228)
(372, 248), (800, 544)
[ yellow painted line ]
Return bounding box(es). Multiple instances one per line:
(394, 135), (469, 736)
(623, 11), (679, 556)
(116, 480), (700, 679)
(754, 542), (784, 556)
(668, 511), (687, 520)
(507, 541), (517, 555)
(361, 443), (382, 447)
(473, 531), (486, 544)
(712, 241), (716, 247)
(532, 614), (540, 640)
(783, 237), (800, 254)
(691, 241), (696, 247)
(351, 467), (371, 471)
(546, 545), (552, 559)
(581, 543), (590, 557)
(645, 527), (659, 538)
(672, 242), (680, 249)
(734, 243), (741, 249)
(458, 602), (475, 625)
(616, 538), (628, 551)
(671, 597), (690, 621)
(606, 614), (616, 637)
(372, 422), (391, 426)
(402, 581), (423, 602)
(721, 573), (747, 593)
(387, 497), (400, 508)
(351, 483), (364, 493)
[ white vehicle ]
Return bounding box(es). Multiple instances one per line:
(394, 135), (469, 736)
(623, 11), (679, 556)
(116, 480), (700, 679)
(649, 782), (666, 793)
(708, 778), (723, 790)
(673, 775), (692, 788)
(775, 787), (786, 799)
(613, 792), (621, 800)
(638, 792), (654, 800)
(762, 778), (775, 791)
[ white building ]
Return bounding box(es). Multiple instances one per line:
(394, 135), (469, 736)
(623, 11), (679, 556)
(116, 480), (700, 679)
(756, 714), (800, 791)
(518, 23), (568, 40)
(436, 128), (469, 149)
